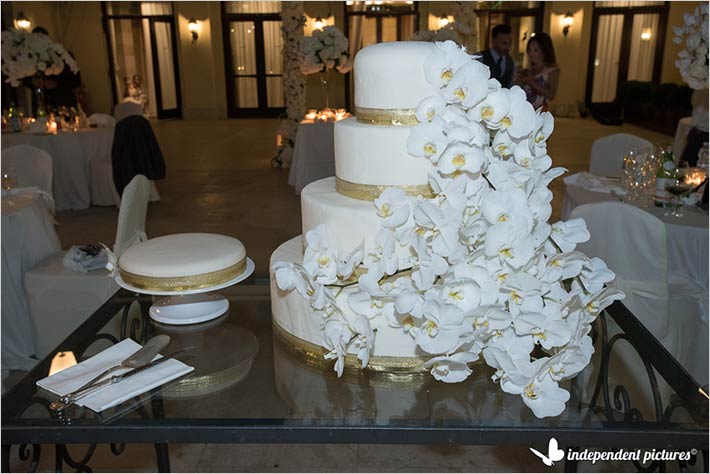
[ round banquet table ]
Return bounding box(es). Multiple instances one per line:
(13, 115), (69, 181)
(287, 121), (336, 195)
(1, 191), (61, 375)
(1, 127), (114, 211)
(563, 183), (709, 290)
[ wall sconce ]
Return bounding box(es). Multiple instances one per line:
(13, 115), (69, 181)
(641, 28), (652, 41)
(188, 17), (199, 43)
(439, 15), (451, 28)
(15, 12), (31, 30)
(562, 12), (574, 36)
(314, 16), (325, 30)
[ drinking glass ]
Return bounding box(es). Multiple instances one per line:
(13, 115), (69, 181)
(2, 167), (18, 205)
(623, 146), (646, 203)
(664, 168), (691, 218)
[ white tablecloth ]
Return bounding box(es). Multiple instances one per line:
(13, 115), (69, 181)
(673, 116), (693, 160)
(1, 191), (61, 374)
(562, 182), (709, 290)
(2, 127), (114, 211)
(288, 122), (336, 195)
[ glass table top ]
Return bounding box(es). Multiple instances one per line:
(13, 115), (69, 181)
(2, 285), (708, 448)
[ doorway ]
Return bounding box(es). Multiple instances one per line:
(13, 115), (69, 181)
(586, 2), (668, 107)
(222, 2), (285, 118)
(103, 2), (182, 119)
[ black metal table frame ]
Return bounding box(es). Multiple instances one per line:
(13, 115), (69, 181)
(2, 290), (708, 472)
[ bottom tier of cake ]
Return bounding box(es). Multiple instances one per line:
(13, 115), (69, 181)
(269, 236), (431, 372)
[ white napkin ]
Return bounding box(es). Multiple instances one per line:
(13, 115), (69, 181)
(37, 339), (194, 412)
(564, 172), (627, 196)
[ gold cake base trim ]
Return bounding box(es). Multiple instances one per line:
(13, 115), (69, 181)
(273, 320), (431, 374)
(120, 258), (247, 292)
(335, 176), (433, 201)
(356, 107), (419, 126)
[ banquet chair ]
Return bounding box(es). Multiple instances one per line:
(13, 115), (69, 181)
(112, 115), (164, 200)
(113, 101), (143, 122)
(2, 145), (53, 195)
(23, 175), (152, 360)
(589, 133), (653, 178)
(88, 113), (116, 128)
(570, 201), (706, 419)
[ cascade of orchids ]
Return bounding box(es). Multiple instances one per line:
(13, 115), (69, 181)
(273, 41), (624, 419)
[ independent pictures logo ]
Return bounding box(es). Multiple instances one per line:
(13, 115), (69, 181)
(530, 438), (698, 467)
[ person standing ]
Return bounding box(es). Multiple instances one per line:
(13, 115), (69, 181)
(514, 32), (560, 111)
(477, 24), (515, 88)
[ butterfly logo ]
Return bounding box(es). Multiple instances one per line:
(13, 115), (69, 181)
(530, 437), (565, 466)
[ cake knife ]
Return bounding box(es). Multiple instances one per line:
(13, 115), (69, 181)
(49, 347), (193, 413)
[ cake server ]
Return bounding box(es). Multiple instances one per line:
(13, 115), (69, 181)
(72, 335), (171, 394)
(49, 346), (193, 413)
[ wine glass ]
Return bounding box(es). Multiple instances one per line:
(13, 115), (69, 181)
(664, 169), (692, 218)
(2, 167), (18, 205)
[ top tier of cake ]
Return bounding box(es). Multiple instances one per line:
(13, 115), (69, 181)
(354, 41), (439, 110)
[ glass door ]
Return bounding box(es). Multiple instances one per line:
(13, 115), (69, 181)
(149, 19), (181, 118)
(222, 4), (285, 117)
(586, 2), (668, 107)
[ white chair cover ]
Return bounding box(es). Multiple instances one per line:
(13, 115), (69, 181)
(571, 202), (703, 417)
(2, 145), (53, 195)
(113, 102), (143, 122)
(23, 175), (152, 361)
(113, 174), (151, 257)
(589, 133), (653, 178)
(88, 113), (116, 128)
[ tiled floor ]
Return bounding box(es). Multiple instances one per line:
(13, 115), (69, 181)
(10, 117), (685, 472)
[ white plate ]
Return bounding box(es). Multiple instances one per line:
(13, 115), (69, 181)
(115, 258), (255, 295)
(149, 293), (230, 325)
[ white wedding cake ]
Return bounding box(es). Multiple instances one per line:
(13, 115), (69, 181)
(270, 41), (622, 419)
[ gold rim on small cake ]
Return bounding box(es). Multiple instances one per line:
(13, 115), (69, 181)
(356, 107), (418, 126)
(119, 258), (247, 292)
(335, 176), (433, 201)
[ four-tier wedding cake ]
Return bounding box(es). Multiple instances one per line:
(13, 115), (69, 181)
(270, 41), (623, 418)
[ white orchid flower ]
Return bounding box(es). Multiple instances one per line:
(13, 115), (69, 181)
(423, 351), (478, 383)
(540, 344), (592, 383)
(481, 188), (533, 232)
(348, 290), (384, 319)
(337, 241), (364, 280)
(362, 229), (399, 280)
(491, 129), (515, 158)
(580, 286), (625, 319)
(416, 298), (468, 354)
(423, 40), (473, 88)
(484, 218), (535, 269)
(413, 201), (461, 259)
(548, 218), (591, 253)
(303, 225), (339, 284)
(528, 187), (553, 222)
(438, 143), (487, 176)
(501, 272), (544, 316)
(416, 95), (447, 122)
(374, 187), (411, 229)
(541, 251), (587, 283)
(451, 263), (500, 306)
(521, 374), (570, 418)
(532, 111), (554, 148)
(443, 60), (490, 108)
(272, 261), (312, 299)
(346, 313), (374, 369)
(407, 118), (447, 162)
(579, 257), (615, 294)
(439, 277), (482, 313)
(514, 312), (572, 350)
(411, 249), (449, 291)
(429, 173), (468, 211)
(469, 88), (510, 128)
(323, 319), (354, 377)
(468, 305), (512, 336)
(485, 328), (534, 366)
(498, 87), (536, 138)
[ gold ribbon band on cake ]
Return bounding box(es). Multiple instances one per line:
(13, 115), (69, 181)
(336, 177), (433, 201)
(120, 258), (247, 292)
(273, 321), (432, 373)
(356, 107), (418, 126)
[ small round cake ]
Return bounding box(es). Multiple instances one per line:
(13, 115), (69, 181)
(118, 233), (247, 292)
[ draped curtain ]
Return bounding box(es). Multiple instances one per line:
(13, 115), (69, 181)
(591, 14), (624, 103)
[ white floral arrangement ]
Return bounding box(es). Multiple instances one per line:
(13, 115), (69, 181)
(1, 29), (79, 87)
(412, 1), (478, 53)
(273, 1), (306, 168)
(673, 3), (709, 90)
(299, 25), (352, 75)
(273, 41), (624, 419)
